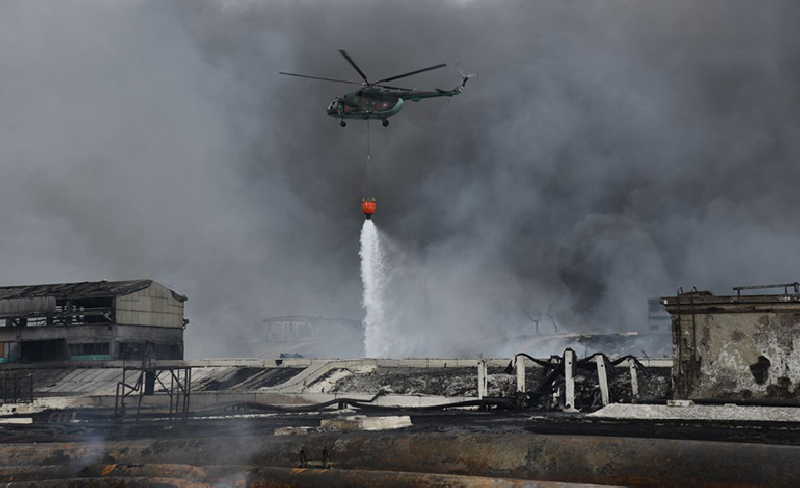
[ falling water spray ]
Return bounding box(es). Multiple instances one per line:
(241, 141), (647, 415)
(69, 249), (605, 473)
(360, 219), (389, 357)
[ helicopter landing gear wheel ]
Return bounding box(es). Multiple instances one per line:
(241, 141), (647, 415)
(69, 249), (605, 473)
(382, 119), (389, 127)
(339, 120), (346, 127)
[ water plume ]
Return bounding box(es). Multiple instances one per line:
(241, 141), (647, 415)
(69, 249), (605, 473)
(360, 219), (389, 357)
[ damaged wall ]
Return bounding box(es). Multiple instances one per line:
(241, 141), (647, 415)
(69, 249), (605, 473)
(664, 290), (800, 401)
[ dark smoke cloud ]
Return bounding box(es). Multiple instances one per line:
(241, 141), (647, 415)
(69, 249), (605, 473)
(1, 1), (799, 357)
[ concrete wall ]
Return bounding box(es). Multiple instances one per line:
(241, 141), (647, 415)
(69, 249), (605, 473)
(672, 310), (800, 400)
(664, 289), (800, 401)
(115, 281), (184, 329)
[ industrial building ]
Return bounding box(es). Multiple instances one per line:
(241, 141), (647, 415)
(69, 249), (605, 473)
(262, 315), (363, 357)
(0, 280), (187, 363)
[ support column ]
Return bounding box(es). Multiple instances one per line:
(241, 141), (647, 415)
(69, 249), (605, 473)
(515, 356), (526, 393)
(144, 371), (156, 395)
(563, 348), (576, 411)
(629, 360), (639, 401)
(594, 355), (610, 406)
(477, 360), (488, 399)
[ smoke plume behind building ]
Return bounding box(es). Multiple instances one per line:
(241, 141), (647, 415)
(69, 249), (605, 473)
(1, 1), (799, 357)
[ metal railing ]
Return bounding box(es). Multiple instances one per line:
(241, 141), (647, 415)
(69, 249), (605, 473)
(733, 282), (800, 296)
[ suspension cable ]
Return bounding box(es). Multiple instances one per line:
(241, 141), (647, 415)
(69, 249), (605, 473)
(364, 119), (372, 196)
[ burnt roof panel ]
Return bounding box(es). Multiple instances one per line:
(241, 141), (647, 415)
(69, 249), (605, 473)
(0, 280), (155, 300)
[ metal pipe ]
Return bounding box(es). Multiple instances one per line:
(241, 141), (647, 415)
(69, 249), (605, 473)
(4, 433), (799, 487)
(246, 467), (614, 488)
(0, 464), (616, 488)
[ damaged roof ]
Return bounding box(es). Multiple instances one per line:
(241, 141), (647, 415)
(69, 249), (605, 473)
(0, 280), (187, 302)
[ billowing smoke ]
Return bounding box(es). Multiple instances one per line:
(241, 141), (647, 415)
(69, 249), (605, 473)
(1, 1), (799, 357)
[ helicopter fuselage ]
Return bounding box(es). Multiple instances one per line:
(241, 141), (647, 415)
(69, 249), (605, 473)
(281, 49), (470, 125)
(327, 88), (404, 120)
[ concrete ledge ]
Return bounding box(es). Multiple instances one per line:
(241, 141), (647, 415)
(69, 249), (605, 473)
(591, 403), (800, 422)
(1, 392), (478, 414)
(0, 357), (673, 370)
(0, 358), (314, 370)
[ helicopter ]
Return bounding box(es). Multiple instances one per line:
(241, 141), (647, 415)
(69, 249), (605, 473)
(280, 49), (471, 127)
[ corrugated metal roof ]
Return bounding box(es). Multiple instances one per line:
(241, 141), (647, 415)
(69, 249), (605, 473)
(0, 280), (185, 301)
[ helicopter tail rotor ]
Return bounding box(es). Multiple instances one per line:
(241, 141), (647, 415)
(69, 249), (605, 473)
(457, 68), (475, 91)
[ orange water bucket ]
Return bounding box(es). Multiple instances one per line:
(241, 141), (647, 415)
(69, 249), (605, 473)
(361, 198), (377, 219)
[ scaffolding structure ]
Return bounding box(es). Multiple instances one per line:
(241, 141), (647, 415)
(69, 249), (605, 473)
(114, 345), (192, 420)
(0, 372), (33, 404)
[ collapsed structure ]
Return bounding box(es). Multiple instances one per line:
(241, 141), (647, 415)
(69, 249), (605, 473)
(0, 280), (187, 362)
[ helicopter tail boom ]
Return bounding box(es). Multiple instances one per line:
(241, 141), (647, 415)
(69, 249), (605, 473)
(437, 73), (473, 96)
(409, 74), (473, 101)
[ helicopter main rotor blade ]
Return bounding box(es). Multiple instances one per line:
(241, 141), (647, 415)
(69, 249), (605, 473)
(375, 84), (413, 91)
(338, 49), (370, 84)
(376, 63), (446, 83)
(279, 72), (362, 85)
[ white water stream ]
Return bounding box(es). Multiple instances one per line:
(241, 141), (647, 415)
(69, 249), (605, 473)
(360, 219), (389, 357)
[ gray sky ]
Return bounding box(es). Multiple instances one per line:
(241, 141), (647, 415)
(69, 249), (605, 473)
(1, 1), (799, 357)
